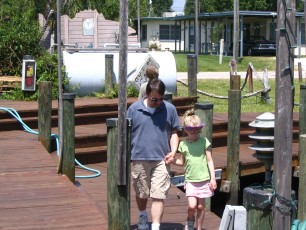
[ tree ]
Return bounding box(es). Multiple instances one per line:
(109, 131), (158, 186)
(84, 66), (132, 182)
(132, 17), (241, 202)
(0, 0), (43, 75)
(129, 0), (150, 22)
(184, 0), (304, 13)
(151, 0), (173, 17)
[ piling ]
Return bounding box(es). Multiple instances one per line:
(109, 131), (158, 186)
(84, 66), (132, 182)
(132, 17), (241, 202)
(62, 93), (75, 183)
(107, 118), (131, 229)
(299, 85), (306, 158)
(163, 93), (173, 103)
(243, 187), (273, 230)
(187, 54), (197, 97)
(226, 74), (241, 205)
(195, 102), (214, 210)
(105, 54), (114, 95)
(298, 134), (306, 220)
(38, 81), (52, 153)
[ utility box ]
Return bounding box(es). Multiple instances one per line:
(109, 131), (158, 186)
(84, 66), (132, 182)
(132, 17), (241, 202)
(22, 55), (36, 91)
(219, 205), (247, 230)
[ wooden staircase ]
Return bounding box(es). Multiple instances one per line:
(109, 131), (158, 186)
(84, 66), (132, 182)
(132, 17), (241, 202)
(0, 97), (299, 168)
(0, 96), (199, 164)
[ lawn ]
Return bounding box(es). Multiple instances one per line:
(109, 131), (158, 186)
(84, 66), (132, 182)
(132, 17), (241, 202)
(173, 54), (301, 113)
(176, 78), (302, 113)
(174, 53), (276, 72)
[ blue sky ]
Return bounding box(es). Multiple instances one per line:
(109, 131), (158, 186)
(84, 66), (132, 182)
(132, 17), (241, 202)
(171, 0), (186, 12)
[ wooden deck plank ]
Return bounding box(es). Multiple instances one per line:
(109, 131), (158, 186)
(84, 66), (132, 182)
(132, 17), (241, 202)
(0, 130), (107, 229)
(75, 162), (221, 230)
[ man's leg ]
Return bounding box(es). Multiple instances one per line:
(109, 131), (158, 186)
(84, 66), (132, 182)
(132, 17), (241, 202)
(136, 196), (148, 211)
(151, 198), (164, 223)
(151, 198), (164, 230)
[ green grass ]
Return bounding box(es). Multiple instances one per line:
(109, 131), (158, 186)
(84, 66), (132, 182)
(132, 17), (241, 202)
(174, 53), (276, 72)
(173, 53), (301, 113)
(177, 79), (301, 113)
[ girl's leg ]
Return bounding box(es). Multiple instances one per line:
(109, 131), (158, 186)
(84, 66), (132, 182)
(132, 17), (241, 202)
(196, 198), (205, 230)
(187, 196), (197, 219)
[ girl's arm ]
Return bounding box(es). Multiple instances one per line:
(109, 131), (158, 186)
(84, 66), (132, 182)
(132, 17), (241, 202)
(206, 147), (217, 190)
(172, 152), (184, 166)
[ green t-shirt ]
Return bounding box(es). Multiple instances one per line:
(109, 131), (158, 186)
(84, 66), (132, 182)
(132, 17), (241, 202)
(178, 137), (211, 182)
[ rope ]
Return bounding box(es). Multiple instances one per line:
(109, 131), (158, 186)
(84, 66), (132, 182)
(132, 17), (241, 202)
(248, 176), (298, 226)
(177, 79), (271, 99)
(0, 107), (101, 178)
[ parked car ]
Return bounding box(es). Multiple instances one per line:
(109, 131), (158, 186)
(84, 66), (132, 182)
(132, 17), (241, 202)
(230, 36), (276, 56)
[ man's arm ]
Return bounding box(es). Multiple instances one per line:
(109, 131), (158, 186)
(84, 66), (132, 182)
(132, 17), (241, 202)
(164, 130), (179, 164)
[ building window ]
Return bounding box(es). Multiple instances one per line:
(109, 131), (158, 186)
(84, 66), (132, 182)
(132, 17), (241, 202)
(83, 18), (94, 36)
(159, 25), (180, 40)
(141, 25), (147, 41)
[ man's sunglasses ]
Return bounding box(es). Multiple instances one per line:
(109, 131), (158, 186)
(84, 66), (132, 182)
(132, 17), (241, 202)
(149, 97), (163, 103)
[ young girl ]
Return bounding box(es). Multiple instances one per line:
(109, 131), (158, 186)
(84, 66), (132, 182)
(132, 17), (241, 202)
(173, 109), (217, 230)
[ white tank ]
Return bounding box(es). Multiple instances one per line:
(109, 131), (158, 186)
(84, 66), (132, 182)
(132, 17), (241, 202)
(62, 50), (177, 96)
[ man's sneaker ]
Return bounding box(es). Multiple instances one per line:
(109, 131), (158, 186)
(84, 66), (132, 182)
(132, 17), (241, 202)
(138, 215), (149, 230)
(185, 217), (195, 230)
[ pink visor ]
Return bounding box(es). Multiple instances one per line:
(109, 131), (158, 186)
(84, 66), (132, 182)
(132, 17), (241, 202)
(184, 123), (205, 131)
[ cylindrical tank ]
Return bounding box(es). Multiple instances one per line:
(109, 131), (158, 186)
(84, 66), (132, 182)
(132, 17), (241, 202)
(62, 50), (177, 96)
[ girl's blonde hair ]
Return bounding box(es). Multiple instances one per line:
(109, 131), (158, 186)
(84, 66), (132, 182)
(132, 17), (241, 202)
(182, 109), (201, 128)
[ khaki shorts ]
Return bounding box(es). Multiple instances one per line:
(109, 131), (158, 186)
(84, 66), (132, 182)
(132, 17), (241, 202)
(132, 160), (171, 199)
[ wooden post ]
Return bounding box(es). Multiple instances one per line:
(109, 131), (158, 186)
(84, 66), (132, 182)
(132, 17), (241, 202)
(298, 134), (306, 220)
(62, 93), (75, 184)
(298, 85), (306, 212)
(248, 66), (253, 93)
(194, 0), (199, 73)
(243, 187), (273, 229)
(163, 93), (173, 103)
(195, 102), (214, 211)
(298, 62), (302, 82)
(107, 118), (131, 230)
(230, 74), (240, 91)
(117, 0), (128, 185)
(105, 54), (114, 95)
(227, 74), (241, 205)
(233, 0), (239, 61)
(38, 81), (52, 153)
(299, 85), (306, 158)
(187, 54), (197, 97)
(273, 0), (295, 228)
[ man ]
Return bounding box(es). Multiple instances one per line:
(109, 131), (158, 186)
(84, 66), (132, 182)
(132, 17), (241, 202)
(127, 78), (180, 230)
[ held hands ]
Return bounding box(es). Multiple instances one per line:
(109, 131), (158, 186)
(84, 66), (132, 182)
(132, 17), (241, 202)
(164, 152), (175, 164)
(208, 179), (217, 191)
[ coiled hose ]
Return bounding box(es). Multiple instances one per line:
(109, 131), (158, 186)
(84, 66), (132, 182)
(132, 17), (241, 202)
(0, 107), (101, 178)
(292, 219), (306, 230)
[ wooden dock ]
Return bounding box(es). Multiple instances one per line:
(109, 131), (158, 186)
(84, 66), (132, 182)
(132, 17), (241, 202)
(75, 162), (221, 230)
(0, 98), (300, 229)
(0, 130), (107, 229)
(0, 130), (220, 229)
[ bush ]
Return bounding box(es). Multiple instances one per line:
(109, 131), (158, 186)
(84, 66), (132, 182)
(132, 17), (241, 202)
(1, 53), (69, 101)
(94, 83), (139, 99)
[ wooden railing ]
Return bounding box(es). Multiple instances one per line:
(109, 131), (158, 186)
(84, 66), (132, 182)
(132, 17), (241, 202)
(0, 76), (22, 93)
